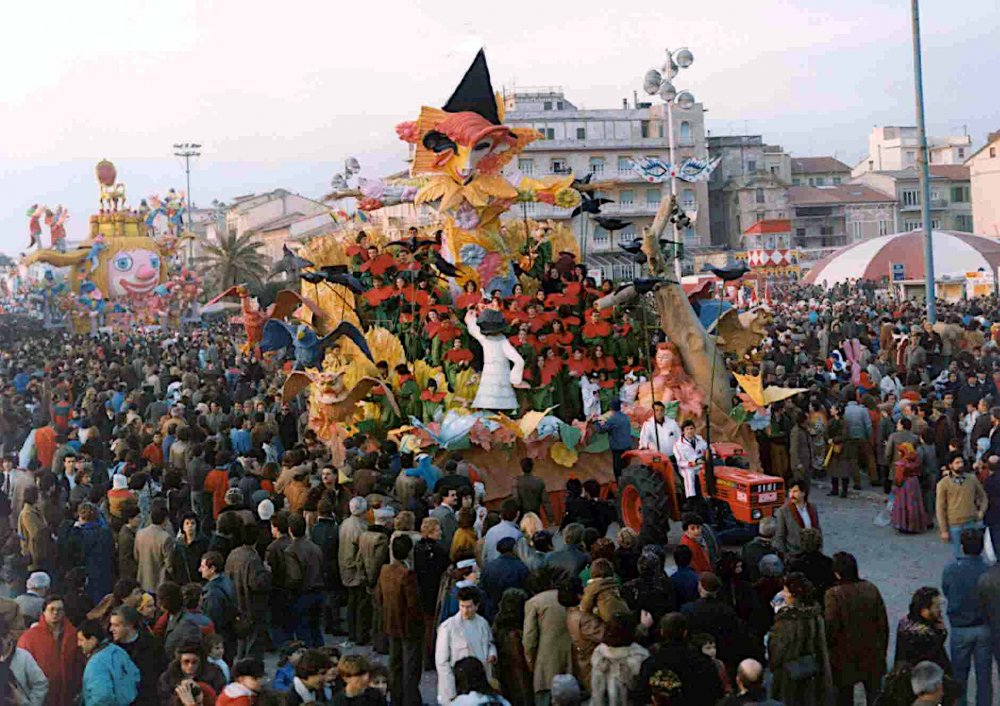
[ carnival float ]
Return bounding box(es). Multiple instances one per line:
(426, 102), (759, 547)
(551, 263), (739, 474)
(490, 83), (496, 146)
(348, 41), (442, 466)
(21, 160), (203, 332)
(215, 51), (793, 539)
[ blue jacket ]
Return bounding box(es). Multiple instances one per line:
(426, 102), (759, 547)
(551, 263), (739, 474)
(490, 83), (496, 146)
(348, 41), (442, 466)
(942, 556), (989, 627)
(671, 566), (700, 608)
(597, 411), (634, 451)
(480, 554), (529, 607)
(230, 428), (252, 454)
(843, 401), (872, 441)
(82, 642), (140, 706)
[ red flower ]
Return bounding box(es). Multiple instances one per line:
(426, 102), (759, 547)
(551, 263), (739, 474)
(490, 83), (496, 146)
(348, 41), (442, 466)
(358, 197), (384, 212)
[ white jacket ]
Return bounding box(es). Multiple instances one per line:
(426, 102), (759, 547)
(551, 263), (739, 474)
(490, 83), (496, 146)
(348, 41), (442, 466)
(638, 417), (681, 455)
(435, 613), (497, 704)
(7, 646), (49, 706)
(589, 642), (649, 706)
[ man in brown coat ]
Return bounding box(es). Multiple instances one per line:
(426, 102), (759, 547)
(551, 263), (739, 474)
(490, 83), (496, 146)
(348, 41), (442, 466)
(512, 458), (554, 524)
(524, 574), (573, 706)
(17, 487), (53, 572)
(134, 505), (175, 593)
(824, 551), (888, 706)
(376, 535), (423, 706)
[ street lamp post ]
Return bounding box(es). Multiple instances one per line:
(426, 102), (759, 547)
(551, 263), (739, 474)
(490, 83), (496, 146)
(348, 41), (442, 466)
(909, 1), (936, 322)
(173, 143), (202, 262)
(644, 48), (696, 277)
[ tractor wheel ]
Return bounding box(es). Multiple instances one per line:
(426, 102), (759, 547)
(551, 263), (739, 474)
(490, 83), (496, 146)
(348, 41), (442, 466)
(619, 463), (671, 546)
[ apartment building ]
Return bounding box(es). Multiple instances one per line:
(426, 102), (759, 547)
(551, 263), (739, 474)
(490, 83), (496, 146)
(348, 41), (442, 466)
(852, 125), (972, 177)
(851, 166), (974, 233)
(202, 189), (330, 263)
(502, 87), (710, 281)
(966, 130), (1000, 237)
(791, 157), (851, 186)
(707, 135), (791, 248)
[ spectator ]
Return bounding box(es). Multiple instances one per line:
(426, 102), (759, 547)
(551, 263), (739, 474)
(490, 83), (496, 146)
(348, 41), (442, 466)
(224, 523), (271, 661)
(679, 513), (712, 574)
(156, 641), (224, 705)
(0, 615), (49, 706)
(824, 551), (888, 706)
(16, 595), (84, 706)
(936, 452), (987, 558)
(480, 536), (529, 608)
(135, 504), (175, 593)
(767, 572), (833, 706)
(512, 458), (553, 524)
(773, 479), (820, 555)
(436, 585), (497, 705)
(339, 496), (370, 648)
(284, 513), (325, 648)
(941, 528), (991, 706)
(216, 657), (265, 706)
(589, 613), (648, 706)
(524, 569), (573, 706)
(77, 617), (140, 706)
(110, 605), (164, 706)
(670, 544), (700, 608)
(375, 535), (423, 706)
(15, 571), (49, 625)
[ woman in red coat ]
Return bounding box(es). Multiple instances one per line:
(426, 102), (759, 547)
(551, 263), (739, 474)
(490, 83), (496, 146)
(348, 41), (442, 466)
(16, 596), (85, 706)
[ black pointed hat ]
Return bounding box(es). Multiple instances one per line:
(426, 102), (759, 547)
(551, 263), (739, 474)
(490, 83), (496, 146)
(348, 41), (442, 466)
(443, 49), (500, 125)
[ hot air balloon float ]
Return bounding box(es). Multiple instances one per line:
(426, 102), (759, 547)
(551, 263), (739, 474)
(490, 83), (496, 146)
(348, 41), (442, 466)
(20, 160), (202, 332)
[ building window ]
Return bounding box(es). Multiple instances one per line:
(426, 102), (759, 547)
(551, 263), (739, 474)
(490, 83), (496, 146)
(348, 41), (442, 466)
(618, 156), (632, 173)
(755, 188), (765, 204)
(589, 157), (605, 175)
(815, 177), (826, 186)
(518, 159), (534, 175)
(770, 166), (780, 175)
(621, 225), (637, 239)
(833, 177), (842, 185)
(619, 190), (634, 205)
(646, 189), (661, 205)
(956, 214), (973, 232)
(878, 220), (890, 236)
(551, 159), (567, 174)
(820, 226), (834, 236)
(640, 121), (650, 138)
(991, 147), (997, 158)
(543, 101), (552, 110)
(932, 219), (940, 229)
(901, 189), (920, 207)
(795, 228), (806, 239)
(593, 227), (609, 246)
(683, 226), (697, 246)
(951, 186), (969, 202)
(682, 188), (695, 208)
(557, 101), (564, 110)
(792, 178), (801, 186)
(576, 127), (586, 140)
(747, 160), (757, 173)
(679, 121), (692, 141)
(958, 148), (965, 158)
(904, 220), (921, 231)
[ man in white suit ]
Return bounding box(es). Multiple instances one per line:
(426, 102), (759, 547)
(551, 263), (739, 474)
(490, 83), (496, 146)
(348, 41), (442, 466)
(435, 585), (497, 704)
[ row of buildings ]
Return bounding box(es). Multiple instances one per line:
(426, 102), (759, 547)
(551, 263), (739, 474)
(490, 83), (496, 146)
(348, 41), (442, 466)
(195, 85), (1000, 284)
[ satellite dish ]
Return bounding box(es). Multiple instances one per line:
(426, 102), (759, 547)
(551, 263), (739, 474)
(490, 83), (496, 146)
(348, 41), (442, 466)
(643, 69), (662, 96)
(675, 91), (696, 110)
(675, 48), (694, 68)
(658, 81), (677, 102)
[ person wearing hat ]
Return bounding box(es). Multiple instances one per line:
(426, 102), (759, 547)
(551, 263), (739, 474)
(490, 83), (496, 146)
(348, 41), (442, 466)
(464, 307), (526, 411)
(15, 571), (50, 625)
(339, 496), (371, 647)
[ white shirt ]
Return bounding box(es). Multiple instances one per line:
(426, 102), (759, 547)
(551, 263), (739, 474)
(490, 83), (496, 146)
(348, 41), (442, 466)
(796, 504), (812, 529)
(639, 416), (682, 455)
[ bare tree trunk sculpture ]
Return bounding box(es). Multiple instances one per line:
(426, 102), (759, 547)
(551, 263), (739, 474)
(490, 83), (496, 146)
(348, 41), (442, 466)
(642, 198), (762, 470)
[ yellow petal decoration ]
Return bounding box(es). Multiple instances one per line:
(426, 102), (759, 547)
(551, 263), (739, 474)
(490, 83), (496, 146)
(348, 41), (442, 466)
(518, 407), (557, 439)
(733, 371), (806, 408)
(550, 442), (578, 468)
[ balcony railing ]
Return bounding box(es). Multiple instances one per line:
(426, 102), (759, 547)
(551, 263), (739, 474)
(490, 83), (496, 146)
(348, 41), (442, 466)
(901, 199), (949, 211)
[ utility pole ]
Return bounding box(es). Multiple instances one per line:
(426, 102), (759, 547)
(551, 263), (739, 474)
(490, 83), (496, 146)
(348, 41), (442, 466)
(910, 1), (936, 322)
(173, 143), (202, 263)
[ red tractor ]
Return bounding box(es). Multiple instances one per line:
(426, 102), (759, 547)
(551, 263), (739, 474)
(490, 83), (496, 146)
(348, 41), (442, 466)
(618, 443), (785, 545)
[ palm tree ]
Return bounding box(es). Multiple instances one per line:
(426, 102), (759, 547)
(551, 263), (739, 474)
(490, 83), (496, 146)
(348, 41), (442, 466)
(196, 231), (269, 290)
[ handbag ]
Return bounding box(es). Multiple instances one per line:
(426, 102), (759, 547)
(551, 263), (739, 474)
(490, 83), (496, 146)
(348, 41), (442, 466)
(784, 654), (819, 681)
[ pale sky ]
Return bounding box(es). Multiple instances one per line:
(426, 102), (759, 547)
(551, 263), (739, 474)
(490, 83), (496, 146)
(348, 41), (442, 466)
(2, 0), (997, 254)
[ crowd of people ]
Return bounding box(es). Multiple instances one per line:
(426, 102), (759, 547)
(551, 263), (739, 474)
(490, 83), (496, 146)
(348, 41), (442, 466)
(2, 275), (1000, 706)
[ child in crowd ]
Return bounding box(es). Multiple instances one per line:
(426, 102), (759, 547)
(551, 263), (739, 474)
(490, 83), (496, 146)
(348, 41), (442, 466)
(690, 632), (732, 695)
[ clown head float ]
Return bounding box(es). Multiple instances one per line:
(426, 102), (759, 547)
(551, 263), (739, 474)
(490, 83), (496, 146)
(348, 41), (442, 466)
(20, 159), (190, 331)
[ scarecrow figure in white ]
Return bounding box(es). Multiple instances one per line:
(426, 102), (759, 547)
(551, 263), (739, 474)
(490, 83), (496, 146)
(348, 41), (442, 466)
(465, 308), (525, 410)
